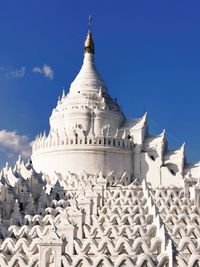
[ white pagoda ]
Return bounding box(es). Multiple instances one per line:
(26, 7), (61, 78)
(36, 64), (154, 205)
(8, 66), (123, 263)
(0, 22), (200, 267)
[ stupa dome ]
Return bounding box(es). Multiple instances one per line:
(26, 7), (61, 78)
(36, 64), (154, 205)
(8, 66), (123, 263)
(31, 29), (132, 178)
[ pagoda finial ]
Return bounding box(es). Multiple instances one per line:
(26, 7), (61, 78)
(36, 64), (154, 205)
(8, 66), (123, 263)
(84, 16), (95, 54)
(88, 15), (92, 33)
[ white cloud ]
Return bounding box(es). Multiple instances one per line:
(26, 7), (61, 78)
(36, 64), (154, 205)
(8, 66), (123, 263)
(0, 130), (31, 159)
(32, 67), (43, 74)
(33, 64), (54, 80)
(0, 66), (26, 78)
(7, 67), (26, 78)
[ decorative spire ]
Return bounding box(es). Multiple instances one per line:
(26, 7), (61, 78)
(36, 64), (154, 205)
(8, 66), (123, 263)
(84, 16), (95, 54)
(88, 15), (92, 33)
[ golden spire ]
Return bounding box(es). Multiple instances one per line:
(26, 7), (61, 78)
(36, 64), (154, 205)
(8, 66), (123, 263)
(84, 15), (95, 54)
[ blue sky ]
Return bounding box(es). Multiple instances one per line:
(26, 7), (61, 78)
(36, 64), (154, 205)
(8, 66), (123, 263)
(0, 0), (200, 167)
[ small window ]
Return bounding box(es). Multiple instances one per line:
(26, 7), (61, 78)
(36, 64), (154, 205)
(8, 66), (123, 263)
(19, 203), (23, 211)
(150, 155), (155, 161)
(170, 169), (175, 175)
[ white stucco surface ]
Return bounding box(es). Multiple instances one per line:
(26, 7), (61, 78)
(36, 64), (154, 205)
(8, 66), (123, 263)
(0, 28), (200, 267)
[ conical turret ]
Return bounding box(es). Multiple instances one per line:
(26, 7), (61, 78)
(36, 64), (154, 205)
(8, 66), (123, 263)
(70, 18), (106, 94)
